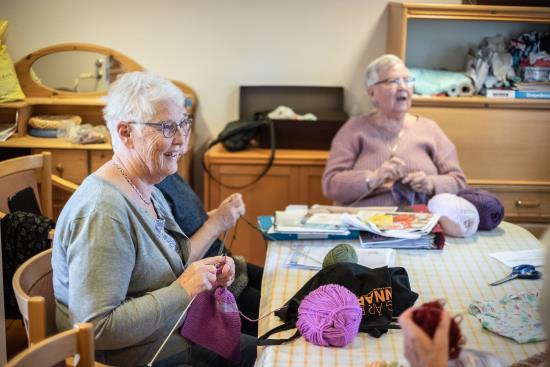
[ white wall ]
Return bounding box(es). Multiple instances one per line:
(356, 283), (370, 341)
(1, 0), (460, 192)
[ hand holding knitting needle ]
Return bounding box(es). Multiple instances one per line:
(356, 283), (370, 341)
(177, 256), (226, 297)
(207, 193), (246, 233)
(375, 157), (406, 185)
(402, 171), (435, 195)
(215, 256), (236, 287)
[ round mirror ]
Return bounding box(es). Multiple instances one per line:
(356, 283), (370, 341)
(30, 51), (125, 93)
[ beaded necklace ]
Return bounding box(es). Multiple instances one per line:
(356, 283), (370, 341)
(112, 161), (152, 206)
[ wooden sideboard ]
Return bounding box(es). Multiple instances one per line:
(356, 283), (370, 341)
(203, 145), (331, 266)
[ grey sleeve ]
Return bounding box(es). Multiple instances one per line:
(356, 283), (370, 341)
(66, 212), (190, 350)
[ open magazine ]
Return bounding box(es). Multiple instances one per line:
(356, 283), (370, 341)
(341, 211), (440, 239)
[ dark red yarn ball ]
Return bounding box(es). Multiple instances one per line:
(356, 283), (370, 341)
(412, 300), (462, 359)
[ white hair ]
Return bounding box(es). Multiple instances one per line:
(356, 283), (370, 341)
(103, 71), (184, 150)
(364, 54), (404, 89)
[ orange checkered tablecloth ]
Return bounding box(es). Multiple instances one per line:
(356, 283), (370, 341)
(256, 222), (546, 366)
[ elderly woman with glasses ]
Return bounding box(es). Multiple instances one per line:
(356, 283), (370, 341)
(322, 54), (466, 207)
(52, 71), (256, 367)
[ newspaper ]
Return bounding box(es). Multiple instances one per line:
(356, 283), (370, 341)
(0, 121), (17, 142)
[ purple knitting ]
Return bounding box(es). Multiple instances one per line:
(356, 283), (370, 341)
(180, 287), (241, 362)
(458, 188), (504, 230)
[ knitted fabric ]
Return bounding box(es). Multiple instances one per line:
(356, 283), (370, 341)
(1, 211), (53, 318)
(180, 287), (241, 362)
(391, 180), (429, 206)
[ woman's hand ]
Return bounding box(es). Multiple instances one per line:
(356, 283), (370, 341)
(375, 157), (406, 184)
(176, 257), (222, 297)
(214, 256), (236, 287)
(208, 193), (245, 233)
(402, 171), (435, 195)
(398, 307), (450, 367)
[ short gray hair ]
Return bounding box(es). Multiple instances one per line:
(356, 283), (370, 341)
(364, 54), (404, 89)
(103, 71), (184, 150)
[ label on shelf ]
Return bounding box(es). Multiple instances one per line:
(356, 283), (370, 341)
(486, 89), (515, 98)
(515, 91), (550, 99)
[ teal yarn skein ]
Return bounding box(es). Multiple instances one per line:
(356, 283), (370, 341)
(322, 243), (358, 268)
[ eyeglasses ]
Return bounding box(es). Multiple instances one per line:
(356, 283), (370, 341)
(129, 115), (193, 138)
(374, 77), (415, 87)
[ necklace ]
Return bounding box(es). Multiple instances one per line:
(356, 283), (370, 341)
(112, 161), (152, 206)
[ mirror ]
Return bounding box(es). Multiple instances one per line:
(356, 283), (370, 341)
(30, 51), (125, 93)
(15, 43), (143, 98)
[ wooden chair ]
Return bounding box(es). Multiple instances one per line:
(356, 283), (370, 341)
(12, 249), (110, 367)
(0, 152), (53, 219)
(12, 248), (56, 346)
(0, 152), (79, 239)
(6, 323), (95, 367)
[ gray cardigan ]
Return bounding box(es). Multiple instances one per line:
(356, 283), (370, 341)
(52, 174), (192, 366)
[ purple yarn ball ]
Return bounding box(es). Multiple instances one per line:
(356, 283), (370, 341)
(458, 188), (505, 231)
(296, 284), (362, 347)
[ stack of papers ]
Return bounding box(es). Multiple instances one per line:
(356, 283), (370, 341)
(488, 249), (544, 268)
(286, 244), (395, 270)
(342, 211), (440, 239)
(359, 231), (438, 249)
(275, 210), (350, 235)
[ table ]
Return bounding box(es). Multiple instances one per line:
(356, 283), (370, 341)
(256, 222), (546, 366)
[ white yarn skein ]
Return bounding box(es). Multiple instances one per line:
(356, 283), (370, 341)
(428, 193), (480, 238)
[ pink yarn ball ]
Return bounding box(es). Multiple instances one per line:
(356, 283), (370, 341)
(296, 284), (362, 347)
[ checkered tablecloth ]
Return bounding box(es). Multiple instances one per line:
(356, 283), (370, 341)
(256, 222), (546, 366)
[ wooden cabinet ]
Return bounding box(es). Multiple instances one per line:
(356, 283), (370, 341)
(203, 145), (331, 266)
(388, 2), (550, 237)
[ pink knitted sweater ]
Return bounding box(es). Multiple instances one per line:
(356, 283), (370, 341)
(322, 114), (466, 206)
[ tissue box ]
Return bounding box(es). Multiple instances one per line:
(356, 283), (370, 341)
(239, 86), (348, 150)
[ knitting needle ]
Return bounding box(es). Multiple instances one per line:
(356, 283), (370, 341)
(239, 215), (278, 242)
(147, 295), (197, 367)
(289, 246), (323, 265)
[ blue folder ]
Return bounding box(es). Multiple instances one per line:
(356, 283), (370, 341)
(257, 215), (360, 241)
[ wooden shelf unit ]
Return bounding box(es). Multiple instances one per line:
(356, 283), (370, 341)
(388, 2), (550, 237)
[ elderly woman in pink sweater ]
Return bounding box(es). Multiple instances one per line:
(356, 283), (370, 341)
(322, 54), (466, 207)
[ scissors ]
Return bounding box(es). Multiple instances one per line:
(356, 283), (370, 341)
(489, 264), (541, 286)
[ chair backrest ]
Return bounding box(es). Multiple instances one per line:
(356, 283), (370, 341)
(6, 323), (95, 367)
(12, 248), (57, 345)
(0, 152), (53, 219)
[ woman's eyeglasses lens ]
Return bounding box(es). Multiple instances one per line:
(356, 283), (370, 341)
(376, 77), (415, 87)
(161, 117), (192, 138)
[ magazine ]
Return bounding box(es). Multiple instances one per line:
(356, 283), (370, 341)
(342, 211), (440, 239)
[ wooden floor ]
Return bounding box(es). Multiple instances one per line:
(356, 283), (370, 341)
(6, 319), (27, 360)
